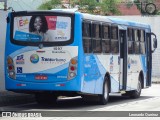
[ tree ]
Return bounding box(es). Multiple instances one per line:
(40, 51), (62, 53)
(134, 0), (158, 15)
(37, 0), (120, 15)
(38, 0), (61, 10)
(73, 0), (99, 14)
(100, 0), (120, 15)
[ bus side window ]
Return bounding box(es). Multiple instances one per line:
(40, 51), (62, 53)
(102, 24), (110, 54)
(134, 29), (140, 54)
(128, 28), (134, 54)
(82, 21), (92, 53)
(92, 23), (102, 53)
(140, 30), (146, 54)
(111, 26), (119, 54)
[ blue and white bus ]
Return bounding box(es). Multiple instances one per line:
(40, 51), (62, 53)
(5, 10), (157, 105)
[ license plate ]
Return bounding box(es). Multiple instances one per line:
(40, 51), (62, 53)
(35, 75), (48, 80)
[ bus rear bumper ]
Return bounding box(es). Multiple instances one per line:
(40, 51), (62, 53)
(5, 78), (81, 93)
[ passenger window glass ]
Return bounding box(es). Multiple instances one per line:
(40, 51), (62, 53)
(140, 30), (145, 42)
(128, 41), (134, 54)
(82, 22), (91, 37)
(140, 42), (145, 54)
(102, 25), (110, 39)
(111, 26), (118, 40)
(82, 21), (92, 53)
(92, 24), (100, 38)
(83, 39), (92, 53)
(92, 23), (101, 53)
(134, 30), (139, 41)
(111, 41), (119, 53)
(102, 40), (110, 53)
(135, 42), (140, 54)
(93, 40), (102, 53)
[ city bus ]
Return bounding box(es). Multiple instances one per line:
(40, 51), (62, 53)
(5, 10), (157, 105)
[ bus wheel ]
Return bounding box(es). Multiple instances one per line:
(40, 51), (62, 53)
(130, 77), (142, 98)
(125, 76), (142, 98)
(98, 79), (109, 105)
(35, 93), (57, 105)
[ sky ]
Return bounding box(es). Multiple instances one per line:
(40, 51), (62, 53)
(4, 0), (45, 11)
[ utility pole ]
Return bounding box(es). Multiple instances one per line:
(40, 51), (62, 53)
(0, 0), (7, 10)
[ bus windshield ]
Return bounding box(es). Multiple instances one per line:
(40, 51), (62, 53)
(12, 13), (73, 45)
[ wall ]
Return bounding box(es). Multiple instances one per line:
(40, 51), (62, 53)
(0, 11), (8, 90)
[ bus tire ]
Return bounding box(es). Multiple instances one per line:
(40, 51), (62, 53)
(98, 78), (109, 105)
(35, 93), (57, 105)
(125, 76), (142, 98)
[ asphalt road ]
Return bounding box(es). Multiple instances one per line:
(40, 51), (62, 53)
(0, 84), (160, 120)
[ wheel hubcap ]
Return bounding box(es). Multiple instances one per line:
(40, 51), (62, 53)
(104, 82), (108, 99)
(137, 81), (141, 93)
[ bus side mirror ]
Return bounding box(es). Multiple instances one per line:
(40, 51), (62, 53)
(153, 38), (157, 49)
(151, 32), (157, 53)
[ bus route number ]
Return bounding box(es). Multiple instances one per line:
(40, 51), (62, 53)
(53, 47), (62, 51)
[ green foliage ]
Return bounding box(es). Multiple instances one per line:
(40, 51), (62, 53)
(134, 0), (158, 15)
(100, 0), (120, 15)
(38, 0), (61, 10)
(37, 0), (120, 15)
(74, 0), (99, 14)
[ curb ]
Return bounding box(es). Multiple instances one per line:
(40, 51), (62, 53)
(0, 91), (35, 107)
(152, 81), (160, 84)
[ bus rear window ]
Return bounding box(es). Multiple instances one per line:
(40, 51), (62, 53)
(10, 12), (74, 46)
(13, 16), (71, 42)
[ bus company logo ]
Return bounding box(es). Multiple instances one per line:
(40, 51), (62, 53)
(41, 57), (66, 63)
(30, 54), (39, 64)
(16, 55), (24, 64)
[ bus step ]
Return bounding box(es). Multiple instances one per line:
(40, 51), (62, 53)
(120, 91), (126, 94)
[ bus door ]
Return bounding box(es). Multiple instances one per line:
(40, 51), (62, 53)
(119, 30), (127, 90)
(146, 32), (157, 86)
(146, 33), (152, 86)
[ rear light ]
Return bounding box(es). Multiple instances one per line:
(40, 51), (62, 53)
(7, 56), (16, 79)
(7, 57), (13, 64)
(71, 59), (77, 65)
(68, 57), (77, 80)
(70, 66), (76, 71)
(69, 72), (76, 78)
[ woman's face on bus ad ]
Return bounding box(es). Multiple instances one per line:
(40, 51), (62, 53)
(34, 16), (42, 31)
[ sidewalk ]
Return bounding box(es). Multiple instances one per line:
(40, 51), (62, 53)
(152, 77), (160, 84)
(0, 91), (35, 107)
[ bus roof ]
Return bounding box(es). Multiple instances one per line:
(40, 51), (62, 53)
(81, 12), (150, 29)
